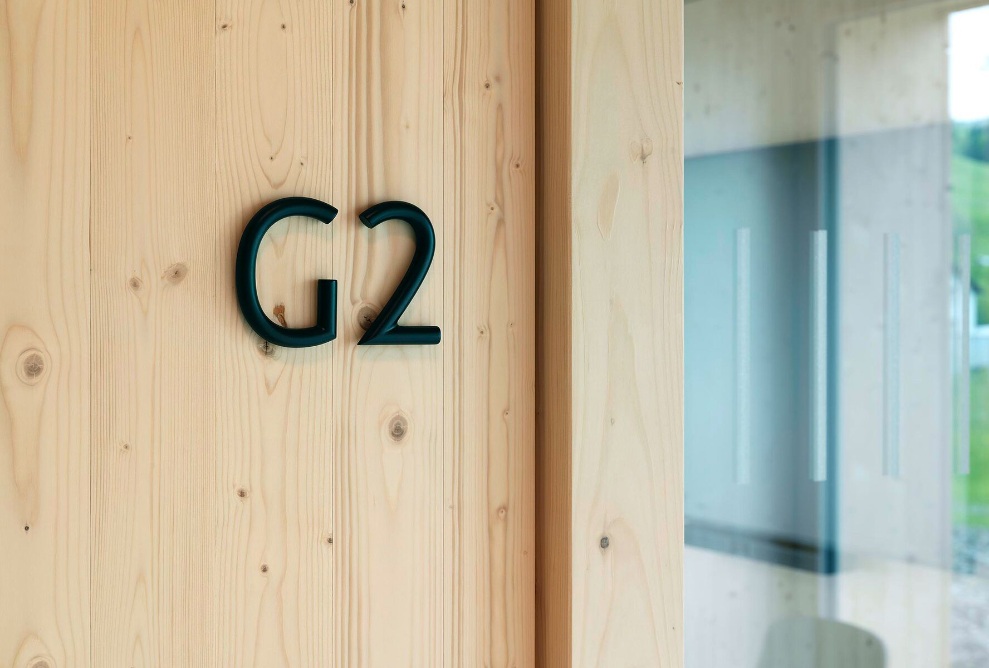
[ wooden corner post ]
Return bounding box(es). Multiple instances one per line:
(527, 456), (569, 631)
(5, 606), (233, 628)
(536, 0), (684, 664)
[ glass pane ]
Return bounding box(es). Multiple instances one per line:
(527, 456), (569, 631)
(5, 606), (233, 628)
(684, 2), (989, 666)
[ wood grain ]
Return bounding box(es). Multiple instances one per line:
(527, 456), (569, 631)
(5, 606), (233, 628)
(444, 0), (536, 665)
(214, 2), (336, 666)
(331, 1), (445, 665)
(91, 0), (216, 664)
(571, 0), (683, 662)
(538, 0), (684, 665)
(1, 2), (537, 665)
(0, 2), (91, 666)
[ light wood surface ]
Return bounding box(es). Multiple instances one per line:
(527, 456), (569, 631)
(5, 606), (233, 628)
(214, 2), (335, 666)
(91, 2), (216, 665)
(0, 2), (91, 667)
(443, 1), (536, 666)
(0, 1), (535, 666)
(329, 1), (445, 665)
(570, 0), (683, 662)
(537, 0), (684, 665)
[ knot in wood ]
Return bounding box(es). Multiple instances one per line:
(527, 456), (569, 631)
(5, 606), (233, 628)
(163, 262), (188, 284)
(388, 414), (409, 442)
(17, 349), (47, 385)
(256, 337), (279, 359)
(356, 304), (378, 331)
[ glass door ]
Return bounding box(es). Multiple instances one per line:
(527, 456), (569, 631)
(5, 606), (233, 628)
(685, 1), (989, 666)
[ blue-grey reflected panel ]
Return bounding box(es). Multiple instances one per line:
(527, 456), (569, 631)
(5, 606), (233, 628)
(685, 139), (835, 572)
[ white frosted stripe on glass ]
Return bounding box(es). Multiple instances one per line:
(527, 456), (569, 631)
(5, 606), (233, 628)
(958, 234), (971, 476)
(810, 230), (828, 482)
(883, 233), (901, 478)
(734, 228), (751, 485)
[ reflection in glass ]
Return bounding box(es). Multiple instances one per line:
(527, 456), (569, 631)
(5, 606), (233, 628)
(685, 2), (989, 666)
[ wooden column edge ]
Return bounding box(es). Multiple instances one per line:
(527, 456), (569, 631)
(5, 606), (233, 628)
(535, 0), (573, 664)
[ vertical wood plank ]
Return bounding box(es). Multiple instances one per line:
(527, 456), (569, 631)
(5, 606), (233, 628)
(537, 0), (683, 665)
(90, 2), (216, 664)
(331, 1), (445, 665)
(214, 2), (335, 666)
(0, 3), (90, 666)
(444, 0), (536, 666)
(570, 0), (683, 665)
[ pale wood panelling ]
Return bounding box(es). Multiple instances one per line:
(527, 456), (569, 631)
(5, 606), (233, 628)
(331, 1), (445, 665)
(444, 1), (536, 665)
(1, 1), (536, 666)
(570, 0), (683, 663)
(91, 1), (216, 664)
(214, 2), (335, 666)
(537, 0), (684, 665)
(0, 2), (91, 667)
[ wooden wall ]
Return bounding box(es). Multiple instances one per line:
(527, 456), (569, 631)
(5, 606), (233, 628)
(537, 0), (684, 665)
(0, 1), (534, 666)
